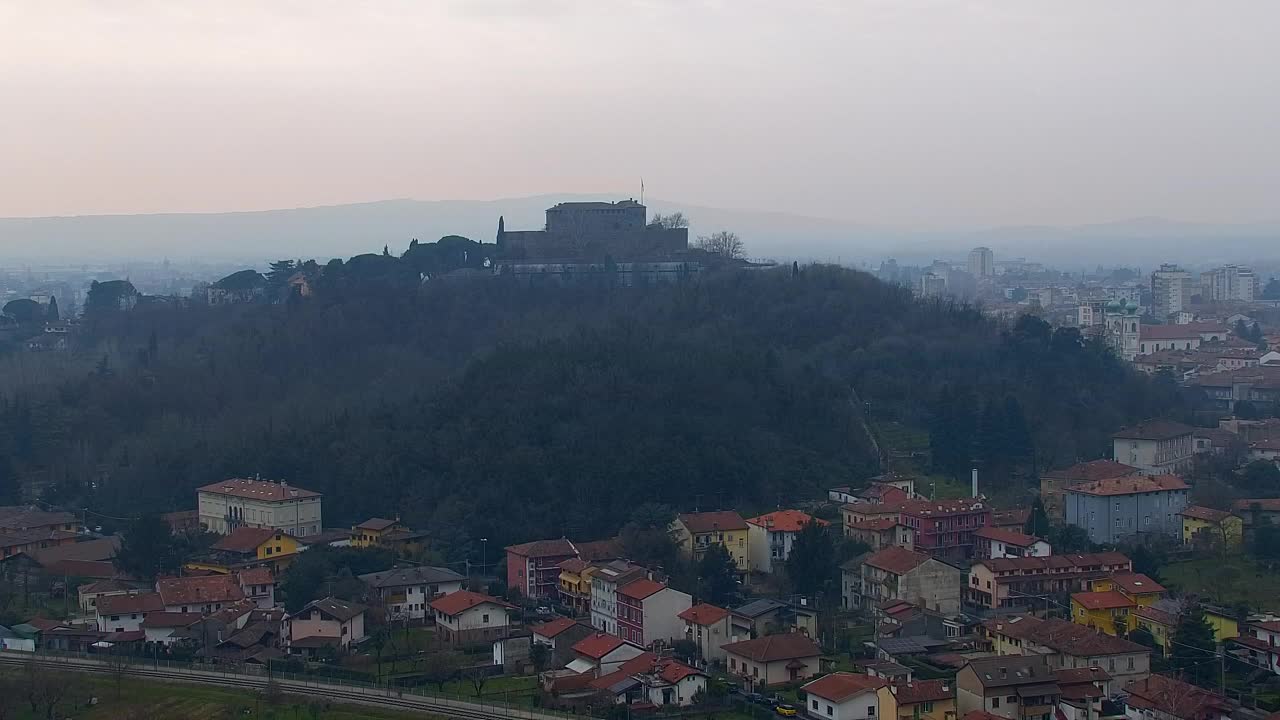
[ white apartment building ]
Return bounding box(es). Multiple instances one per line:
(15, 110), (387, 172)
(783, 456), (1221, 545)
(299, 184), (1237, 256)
(1201, 265), (1259, 303)
(197, 477), (323, 537)
(589, 560), (645, 636)
(1151, 264), (1192, 318)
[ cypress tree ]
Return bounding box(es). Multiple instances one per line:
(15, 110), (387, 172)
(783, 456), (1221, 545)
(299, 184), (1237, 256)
(1170, 603), (1218, 687)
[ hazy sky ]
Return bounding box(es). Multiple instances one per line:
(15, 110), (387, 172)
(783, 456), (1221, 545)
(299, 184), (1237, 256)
(2, 1), (1277, 227)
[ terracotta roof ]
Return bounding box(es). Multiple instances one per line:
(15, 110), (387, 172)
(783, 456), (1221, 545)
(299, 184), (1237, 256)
(984, 616), (1148, 656)
(974, 526), (1041, 547)
(1140, 325), (1209, 340)
(237, 567), (274, 587)
(847, 518), (900, 532)
(354, 518), (399, 531)
(1068, 474), (1189, 497)
(1108, 573), (1165, 595)
(24, 617), (65, 632)
(1042, 459), (1142, 482)
(575, 538), (624, 561)
(746, 510), (828, 533)
(1072, 591), (1134, 610)
(141, 611), (202, 629)
(197, 478), (321, 501)
(78, 579), (143, 595)
(991, 508), (1031, 527)
(572, 632), (629, 659)
(358, 566), (464, 589)
(891, 678), (953, 705)
(618, 578), (665, 600)
(211, 527), (278, 554)
(863, 546), (931, 575)
(962, 712), (1006, 720)
(1178, 505), (1234, 523)
(803, 672), (887, 702)
(103, 630), (146, 643)
(157, 574), (245, 606)
(504, 538), (577, 558)
(897, 498), (988, 518)
(531, 617), (579, 638)
(658, 659), (704, 684)
(290, 635), (341, 649)
(300, 597), (365, 622)
(429, 590), (515, 616)
(557, 558), (590, 573)
(722, 633), (821, 663)
(676, 511), (748, 533)
(1134, 605), (1178, 626)
(1124, 675), (1232, 718)
(97, 592), (165, 616)
(1111, 421), (1195, 441)
(0, 506), (78, 530)
(1233, 498), (1280, 513)
(205, 599), (257, 624)
(30, 536), (120, 564)
(1054, 667), (1111, 685)
(46, 559), (120, 579)
(678, 603), (730, 626)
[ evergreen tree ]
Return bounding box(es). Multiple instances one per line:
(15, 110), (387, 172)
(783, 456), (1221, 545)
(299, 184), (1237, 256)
(697, 543), (739, 606)
(47, 296), (59, 322)
(266, 260), (297, 290)
(1003, 395), (1034, 466)
(976, 399), (1005, 469)
(1235, 319), (1249, 339)
(1025, 497), (1051, 538)
(785, 520), (837, 597)
(1130, 544), (1163, 582)
(1169, 603), (1218, 687)
(113, 514), (186, 581)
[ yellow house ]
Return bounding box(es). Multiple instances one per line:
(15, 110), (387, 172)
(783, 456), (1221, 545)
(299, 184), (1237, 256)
(670, 511), (750, 572)
(557, 558), (597, 616)
(1203, 605), (1240, 641)
(351, 518), (402, 548)
(891, 678), (955, 720)
(1072, 591), (1135, 636)
(1179, 506), (1243, 548)
(1133, 605), (1177, 657)
(187, 526), (302, 574)
(1092, 573), (1165, 609)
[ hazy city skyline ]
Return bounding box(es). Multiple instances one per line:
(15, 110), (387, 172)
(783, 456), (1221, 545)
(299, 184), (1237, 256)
(3, 1), (1278, 229)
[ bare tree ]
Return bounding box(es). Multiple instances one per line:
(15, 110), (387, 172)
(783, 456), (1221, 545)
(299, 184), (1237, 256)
(694, 231), (744, 259)
(649, 212), (689, 229)
(0, 669), (18, 720)
(462, 664), (490, 697)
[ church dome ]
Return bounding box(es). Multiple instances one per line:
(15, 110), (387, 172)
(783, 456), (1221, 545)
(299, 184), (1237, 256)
(1105, 300), (1123, 313)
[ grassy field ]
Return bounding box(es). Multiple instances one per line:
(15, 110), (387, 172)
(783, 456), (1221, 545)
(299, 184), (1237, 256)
(3, 673), (444, 720)
(1161, 557), (1280, 608)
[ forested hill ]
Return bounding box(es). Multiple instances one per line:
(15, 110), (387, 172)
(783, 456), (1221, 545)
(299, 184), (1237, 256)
(0, 265), (1181, 559)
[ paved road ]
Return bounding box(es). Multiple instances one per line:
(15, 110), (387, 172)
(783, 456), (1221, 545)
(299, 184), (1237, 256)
(0, 650), (593, 720)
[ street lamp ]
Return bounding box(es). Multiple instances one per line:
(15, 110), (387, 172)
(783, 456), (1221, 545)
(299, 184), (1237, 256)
(480, 538), (488, 581)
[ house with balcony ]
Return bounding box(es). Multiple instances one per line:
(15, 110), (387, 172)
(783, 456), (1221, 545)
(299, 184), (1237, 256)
(187, 526), (303, 575)
(896, 499), (991, 562)
(678, 603), (733, 663)
(853, 546), (963, 615)
(1122, 675), (1234, 720)
(531, 617), (596, 668)
(801, 672), (895, 720)
(359, 565), (465, 621)
(670, 511), (750, 575)
(590, 560), (647, 636)
(1111, 422), (1194, 476)
(616, 578), (691, 647)
(1227, 619), (1280, 677)
(284, 596), (366, 655)
(723, 632), (823, 688)
(965, 552), (1132, 613)
(558, 558), (596, 616)
(429, 590), (516, 646)
(1064, 475), (1190, 545)
(1071, 573), (1166, 636)
(96, 591), (164, 633)
(1039, 460), (1142, 523)
(746, 510), (828, 573)
(506, 538), (579, 601)
(956, 655), (1059, 720)
(982, 615), (1150, 692)
(237, 567), (275, 609)
(973, 527), (1050, 559)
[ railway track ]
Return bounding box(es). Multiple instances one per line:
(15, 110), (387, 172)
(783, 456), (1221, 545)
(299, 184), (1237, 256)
(0, 651), (593, 720)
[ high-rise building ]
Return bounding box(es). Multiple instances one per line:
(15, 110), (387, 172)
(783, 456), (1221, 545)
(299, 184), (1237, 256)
(1200, 265), (1258, 303)
(1150, 264), (1192, 318)
(967, 247), (995, 279)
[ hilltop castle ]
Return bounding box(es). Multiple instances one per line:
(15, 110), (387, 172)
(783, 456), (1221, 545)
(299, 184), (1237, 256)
(497, 200), (688, 260)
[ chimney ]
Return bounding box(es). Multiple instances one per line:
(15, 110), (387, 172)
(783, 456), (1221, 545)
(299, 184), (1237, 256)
(971, 468), (979, 498)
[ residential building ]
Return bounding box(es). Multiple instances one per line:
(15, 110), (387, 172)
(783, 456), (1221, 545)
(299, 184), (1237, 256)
(0, 528), (79, 559)
(531, 617), (596, 668)
(567, 632), (646, 675)
(590, 560), (647, 636)
(1133, 605), (1179, 657)
(615, 578), (691, 647)
(854, 546), (963, 615)
(1178, 506), (1242, 548)
(731, 598), (817, 641)
(897, 499), (991, 562)
(802, 672), (894, 720)
(506, 538), (578, 600)
(845, 517), (915, 553)
(430, 590), (516, 646)
(968, 247), (995, 279)
(238, 567), (276, 609)
(0, 506), (79, 534)
(982, 615), (1150, 691)
(1123, 675), (1234, 720)
(197, 478), (323, 537)
(890, 678), (955, 720)
(1064, 474), (1190, 544)
(746, 510), (828, 573)
(1053, 668), (1110, 720)
(593, 655), (708, 708)
(157, 574), (246, 615)
(78, 578), (148, 614)
(1188, 367), (1280, 414)
(831, 479), (912, 506)
(1231, 497), (1280, 546)
(1228, 619), (1280, 677)
(141, 611), (202, 645)
(1202, 605), (1241, 643)
(1040, 460), (1142, 523)
(1111, 422), (1194, 475)
(359, 566), (465, 620)
(965, 552), (1132, 613)
(350, 518), (403, 548)
(723, 632), (823, 688)
(670, 511), (750, 572)
(1150, 264), (1192, 318)
(973, 528), (1050, 559)
(96, 591), (164, 632)
(284, 597), (366, 655)
(1070, 591), (1135, 637)
(678, 603), (733, 663)
(956, 656), (1058, 720)
(187, 526), (303, 574)
(558, 558), (595, 615)
(1089, 573), (1165, 611)
(1201, 265), (1258, 303)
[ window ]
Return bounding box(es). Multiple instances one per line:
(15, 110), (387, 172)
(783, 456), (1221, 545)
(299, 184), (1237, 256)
(992, 698), (1000, 709)
(1128, 656), (1135, 670)
(482, 614), (490, 623)
(922, 702), (933, 712)
(866, 706), (875, 717)
(812, 700), (819, 710)
(826, 705), (833, 716)
(1108, 658), (1116, 671)
(752, 666), (759, 677)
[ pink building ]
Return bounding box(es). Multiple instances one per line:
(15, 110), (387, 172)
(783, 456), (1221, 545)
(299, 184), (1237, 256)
(505, 538), (578, 600)
(616, 578), (692, 648)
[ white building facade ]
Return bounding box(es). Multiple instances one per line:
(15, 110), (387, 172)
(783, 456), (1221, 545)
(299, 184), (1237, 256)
(197, 478), (323, 537)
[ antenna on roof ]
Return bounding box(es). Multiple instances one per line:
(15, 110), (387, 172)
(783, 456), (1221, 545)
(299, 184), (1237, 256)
(640, 178), (645, 206)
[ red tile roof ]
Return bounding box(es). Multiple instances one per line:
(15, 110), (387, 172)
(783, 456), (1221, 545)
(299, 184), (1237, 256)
(1140, 325), (1210, 340)
(1111, 421), (1195, 441)
(156, 575), (245, 607)
(531, 617), (579, 638)
(1042, 460), (1143, 482)
(572, 632), (630, 659)
(1107, 573), (1165, 595)
(504, 538), (577, 558)
(212, 527), (278, 554)
(892, 679), (953, 705)
(1134, 605), (1178, 626)
(141, 611), (202, 628)
(1124, 675), (1232, 718)
(803, 672), (887, 702)
(1072, 591), (1134, 610)
(1233, 498), (1280, 513)
(575, 539), (624, 562)
(237, 567), (274, 586)
(984, 615), (1148, 656)
(897, 498), (988, 518)
(863, 546), (931, 575)
(962, 712), (1006, 720)
(846, 518), (900, 532)
(197, 478), (320, 501)
(557, 558), (590, 573)
(1178, 505), (1234, 523)
(677, 511), (748, 533)
(429, 590), (515, 616)
(974, 526), (1041, 547)
(678, 603), (730, 626)
(97, 592), (165, 616)
(746, 510), (828, 533)
(354, 518), (399, 531)
(1068, 474), (1189, 497)
(657, 659), (705, 684)
(618, 578), (665, 600)
(722, 633), (821, 663)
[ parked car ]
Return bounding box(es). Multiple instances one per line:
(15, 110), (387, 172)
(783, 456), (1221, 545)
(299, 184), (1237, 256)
(745, 692), (768, 705)
(775, 704), (799, 717)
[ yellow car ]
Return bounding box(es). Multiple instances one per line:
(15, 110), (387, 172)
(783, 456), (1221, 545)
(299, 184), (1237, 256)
(776, 705), (799, 717)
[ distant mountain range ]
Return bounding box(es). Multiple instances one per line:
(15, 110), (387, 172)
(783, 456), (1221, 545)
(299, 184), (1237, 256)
(1, 195), (1276, 269)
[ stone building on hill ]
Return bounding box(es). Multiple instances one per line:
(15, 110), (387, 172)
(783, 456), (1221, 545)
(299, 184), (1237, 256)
(497, 200), (688, 261)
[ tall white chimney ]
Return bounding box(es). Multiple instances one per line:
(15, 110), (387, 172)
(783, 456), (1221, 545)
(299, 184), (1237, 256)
(971, 468), (979, 498)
